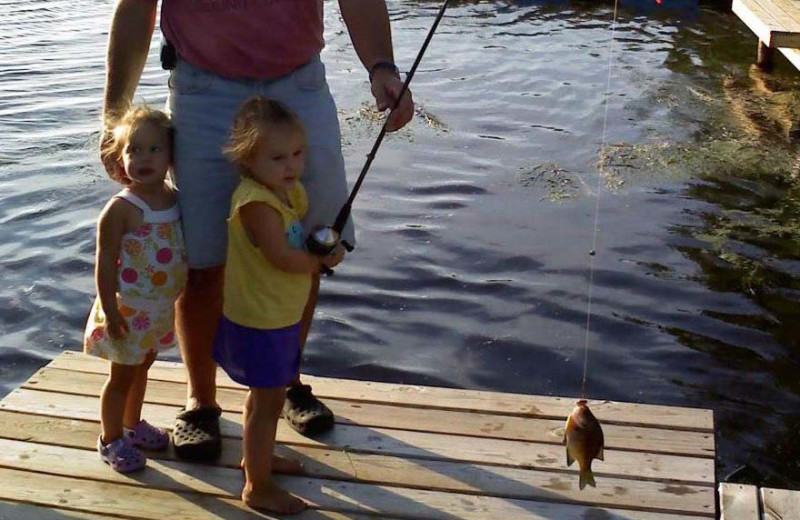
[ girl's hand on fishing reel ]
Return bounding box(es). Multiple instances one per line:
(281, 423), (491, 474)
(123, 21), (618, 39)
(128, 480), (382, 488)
(321, 243), (346, 269)
(371, 70), (414, 132)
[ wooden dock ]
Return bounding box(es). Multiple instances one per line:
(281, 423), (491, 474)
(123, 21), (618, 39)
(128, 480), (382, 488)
(732, 0), (800, 71)
(719, 483), (800, 519)
(0, 351), (717, 519)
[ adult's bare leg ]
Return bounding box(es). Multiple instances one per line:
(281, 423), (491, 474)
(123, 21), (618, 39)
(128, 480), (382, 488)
(173, 265), (225, 460)
(292, 272), (321, 386)
(176, 265), (224, 410)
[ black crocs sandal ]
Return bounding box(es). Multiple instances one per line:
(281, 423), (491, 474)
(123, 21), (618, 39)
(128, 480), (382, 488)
(173, 407), (222, 461)
(283, 384), (334, 436)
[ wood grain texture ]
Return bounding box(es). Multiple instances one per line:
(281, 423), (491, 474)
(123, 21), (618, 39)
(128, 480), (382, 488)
(719, 483), (759, 520)
(52, 351), (714, 431)
(0, 352), (719, 520)
(733, 0), (800, 48)
(0, 387), (716, 484)
(760, 487), (800, 520)
(0, 416), (715, 516)
(25, 367), (715, 457)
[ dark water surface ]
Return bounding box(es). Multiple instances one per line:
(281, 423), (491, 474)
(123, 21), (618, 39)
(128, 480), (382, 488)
(2, 0), (799, 488)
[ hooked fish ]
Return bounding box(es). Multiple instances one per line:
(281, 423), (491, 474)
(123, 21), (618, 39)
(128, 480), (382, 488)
(563, 399), (605, 490)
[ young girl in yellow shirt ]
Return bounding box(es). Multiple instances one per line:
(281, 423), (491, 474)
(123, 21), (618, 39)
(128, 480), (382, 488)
(213, 96), (345, 514)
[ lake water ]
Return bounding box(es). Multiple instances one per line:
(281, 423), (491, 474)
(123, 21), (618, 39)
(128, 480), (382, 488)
(2, 0), (799, 488)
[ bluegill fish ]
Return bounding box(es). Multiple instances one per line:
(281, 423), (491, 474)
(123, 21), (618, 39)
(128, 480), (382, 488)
(563, 399), (605, 490)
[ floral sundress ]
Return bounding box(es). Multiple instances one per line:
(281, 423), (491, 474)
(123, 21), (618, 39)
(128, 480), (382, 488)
(84, 189), (188, 365)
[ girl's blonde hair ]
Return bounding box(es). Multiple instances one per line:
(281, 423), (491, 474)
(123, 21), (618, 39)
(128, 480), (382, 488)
(101, 105), (175, 183)
(224, 95), (306, 177)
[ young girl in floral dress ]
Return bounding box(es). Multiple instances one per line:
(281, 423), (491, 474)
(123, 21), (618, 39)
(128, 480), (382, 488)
(84, 106), (187, 472)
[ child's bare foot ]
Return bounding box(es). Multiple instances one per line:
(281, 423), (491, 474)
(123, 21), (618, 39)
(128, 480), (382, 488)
(242, 483), (307, 514)
(240, 455), (304, 474)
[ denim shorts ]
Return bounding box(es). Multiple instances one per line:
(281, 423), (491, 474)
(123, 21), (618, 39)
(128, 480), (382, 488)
(167, 55), (356, 269)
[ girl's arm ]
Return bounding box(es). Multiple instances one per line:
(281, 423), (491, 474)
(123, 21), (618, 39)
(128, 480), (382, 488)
(240, 202), (344, 273)
(95, 200), (130, 339)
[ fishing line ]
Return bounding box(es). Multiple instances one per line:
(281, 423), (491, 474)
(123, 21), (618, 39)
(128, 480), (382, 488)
(581, 0), (620, 399)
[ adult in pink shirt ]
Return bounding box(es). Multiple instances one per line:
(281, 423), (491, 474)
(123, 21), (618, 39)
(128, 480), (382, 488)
(100, 0), (414, 473)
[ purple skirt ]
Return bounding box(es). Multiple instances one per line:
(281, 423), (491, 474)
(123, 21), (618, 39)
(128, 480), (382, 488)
(212, 316), (301, 388)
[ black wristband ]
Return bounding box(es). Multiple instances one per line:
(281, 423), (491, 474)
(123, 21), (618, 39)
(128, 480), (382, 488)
(369, 61), (400, 82)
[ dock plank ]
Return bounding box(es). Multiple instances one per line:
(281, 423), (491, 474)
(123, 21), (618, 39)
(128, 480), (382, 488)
(0, 387), (716, 484)
(52, 351), (714, 431)
(732, 0), (800, 48)
(779, 46), (800, 70)
(25, 366), (715, 457)
(0, 351), (717, 520)
(0, 500), (118, 520)
(0, 466), (709, 520)
(760, 488), (800, 520)
(770, 0), (800, 30)
(719, 483), (759, 520)
(0, 467), (400, 520)
(717, 484), (800, 520)
(0, 414), (716, 516)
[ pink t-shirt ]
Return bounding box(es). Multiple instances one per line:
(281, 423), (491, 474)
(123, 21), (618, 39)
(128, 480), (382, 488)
(161, 0), (324, 80)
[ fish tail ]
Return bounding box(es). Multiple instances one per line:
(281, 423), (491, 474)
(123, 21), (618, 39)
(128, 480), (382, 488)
(579, 469), (596, 490)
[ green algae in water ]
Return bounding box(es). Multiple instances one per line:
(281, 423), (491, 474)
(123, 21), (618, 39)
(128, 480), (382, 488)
(339, 101), (449, 150)
(517, 162), (586, 202)
(590, 67), (800, 404)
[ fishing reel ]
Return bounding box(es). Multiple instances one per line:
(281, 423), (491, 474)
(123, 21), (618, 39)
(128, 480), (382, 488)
(306, 225), (353, 276)
(306, 226), (339, 256)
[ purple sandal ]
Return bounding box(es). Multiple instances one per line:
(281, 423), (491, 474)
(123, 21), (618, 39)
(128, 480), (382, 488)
(124, 419), (170, 451)
(98, 435), (146, 473)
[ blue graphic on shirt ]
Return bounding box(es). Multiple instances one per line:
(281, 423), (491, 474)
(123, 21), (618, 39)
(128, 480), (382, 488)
(287, 221), (304, 249)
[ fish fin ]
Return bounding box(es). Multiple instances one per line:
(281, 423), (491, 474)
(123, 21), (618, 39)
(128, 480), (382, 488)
(564, 415), (573, 445)
(579, 469), (596, 490)
(597, 446), (605, 461)
(566, 449), (575, 467)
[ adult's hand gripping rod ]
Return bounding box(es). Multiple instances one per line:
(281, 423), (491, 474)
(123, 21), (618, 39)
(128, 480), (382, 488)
(307, 0), (453, 272)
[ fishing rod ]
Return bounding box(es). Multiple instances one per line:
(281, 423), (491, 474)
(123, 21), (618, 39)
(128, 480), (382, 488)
(307, 0), (453, 268)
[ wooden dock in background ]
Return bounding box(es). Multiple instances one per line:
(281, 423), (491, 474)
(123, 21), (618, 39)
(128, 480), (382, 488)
(719, 483), (800, 519)
(732, 0), (800, 71)
(0, 351), (717, 519)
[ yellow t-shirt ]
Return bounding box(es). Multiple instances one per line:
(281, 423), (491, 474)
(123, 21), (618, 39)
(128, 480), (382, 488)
(223, 177), (311, 329)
